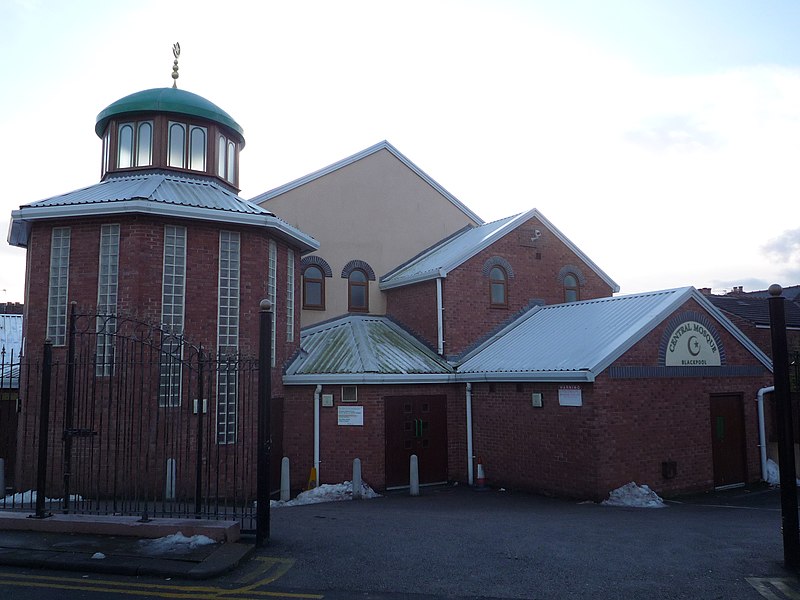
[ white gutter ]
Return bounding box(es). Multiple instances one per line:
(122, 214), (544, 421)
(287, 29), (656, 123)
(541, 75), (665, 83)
(466, 383), (474, 486)
(757, 386), (774, 481)
(436, 278), (444, 355)
(314, 384), (322, 487)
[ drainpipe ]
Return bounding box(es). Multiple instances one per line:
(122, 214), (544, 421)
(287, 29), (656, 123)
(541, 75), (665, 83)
(466, 382), (474, 486)
(758, 385), (775, 481)
(314, 384), (322, 487)
(436, 278), (444, 355)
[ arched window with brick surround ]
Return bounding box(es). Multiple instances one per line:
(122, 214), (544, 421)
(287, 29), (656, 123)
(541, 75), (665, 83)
(341, 260), (375, 313)
(301, 256), (333, 310)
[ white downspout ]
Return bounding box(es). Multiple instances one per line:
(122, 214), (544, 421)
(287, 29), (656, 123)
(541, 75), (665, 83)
(314, 384), (322, 487)
(436, 277), (444, 355)
(466, 382), (474, 486)
(758, 385), (774, 481)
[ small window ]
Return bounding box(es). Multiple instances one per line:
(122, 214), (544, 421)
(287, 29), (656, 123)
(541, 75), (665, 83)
(137, 122), (153, 166)
(168, 122), (186, 168)
(303, 265), (325, 310)
(341, 386), (357, 403)
(189, 126), (207, 171)
(489, 266), (507, 307)
(564, 273), (579, 303)
(227, 141), (235, 183)
(348, 269), (369, 312)
(117, 124), (133, 168)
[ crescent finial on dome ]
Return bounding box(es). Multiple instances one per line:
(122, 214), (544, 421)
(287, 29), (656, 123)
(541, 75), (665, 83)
(171, 42), (180, 88)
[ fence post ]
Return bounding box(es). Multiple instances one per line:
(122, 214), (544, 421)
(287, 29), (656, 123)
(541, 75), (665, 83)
(194, 344), (205, 519)
(33, 340), (53, 519)
(62, 302), (77, 513)
(256, 299), (273, 547)
(769, 284), (800, 570)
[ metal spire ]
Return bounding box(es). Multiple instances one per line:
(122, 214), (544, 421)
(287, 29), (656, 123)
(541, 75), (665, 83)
(171, 42), (180, 88)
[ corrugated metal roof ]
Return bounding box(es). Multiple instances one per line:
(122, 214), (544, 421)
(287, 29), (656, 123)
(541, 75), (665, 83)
(20, 173), (268, 215)
(380, 213), (525, 288)
(456, 287), (771, 380)
(9, 173), (320, 253)
(285, 315), (453, 383)
(0, 314), (22, 389)
(380, 208), (620, 293)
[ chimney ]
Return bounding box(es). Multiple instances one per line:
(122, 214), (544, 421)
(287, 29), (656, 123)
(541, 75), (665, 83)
(698, 287), (712, 295)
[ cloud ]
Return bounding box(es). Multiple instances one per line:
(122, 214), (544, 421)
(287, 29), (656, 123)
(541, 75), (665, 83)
(623, 114), (724, 153)
(763, 228), (800, 283)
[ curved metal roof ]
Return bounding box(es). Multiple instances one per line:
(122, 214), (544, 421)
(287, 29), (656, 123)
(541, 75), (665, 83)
(95, 87), (244, 142)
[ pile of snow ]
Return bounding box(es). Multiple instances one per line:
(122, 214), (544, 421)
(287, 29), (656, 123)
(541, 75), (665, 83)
(766, 459), (781, 485)
(138, 532), (216, 554)
(270, 481), (380, 507)
(601, 482), (666, 508)
(1, 490), (83, 505)
(764, 458), (800, 486)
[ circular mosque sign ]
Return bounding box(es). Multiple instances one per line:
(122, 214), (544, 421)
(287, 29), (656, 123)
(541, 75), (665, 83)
(665, 320), (721, 367)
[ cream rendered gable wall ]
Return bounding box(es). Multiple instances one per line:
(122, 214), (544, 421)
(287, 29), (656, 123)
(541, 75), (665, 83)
(260, 148), (480, 326)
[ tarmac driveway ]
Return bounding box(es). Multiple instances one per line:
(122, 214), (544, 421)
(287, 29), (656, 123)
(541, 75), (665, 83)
(261, 484), (793, 599)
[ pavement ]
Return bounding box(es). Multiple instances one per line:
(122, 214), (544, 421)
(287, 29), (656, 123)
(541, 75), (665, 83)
(0, 486), (792, 580)
(0, 512), (254, 579)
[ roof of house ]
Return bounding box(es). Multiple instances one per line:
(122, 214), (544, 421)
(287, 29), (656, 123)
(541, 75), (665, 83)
(284, 315), (455, 384)
(456, 287), (771, 381)
(0, 314), (22, 389)
(8, 172), (319, 253)
(705, 289), (800, 328)
(249, 140), (484, 226)
(380, 208), (620, 292)
(284, 287), (769, 385)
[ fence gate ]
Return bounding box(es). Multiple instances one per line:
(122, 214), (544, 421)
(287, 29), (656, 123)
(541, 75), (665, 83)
(4, 307), (273, 534)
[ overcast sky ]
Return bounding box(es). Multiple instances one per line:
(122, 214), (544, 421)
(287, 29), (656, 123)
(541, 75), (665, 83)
(1, 0), (799, 303)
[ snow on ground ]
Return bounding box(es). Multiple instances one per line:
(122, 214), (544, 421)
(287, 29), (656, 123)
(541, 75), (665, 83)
(1, 490), (83, 505)
(138, 532), (216, 554)
(601, 482), (666, 508)
(270, 481), (381, 507)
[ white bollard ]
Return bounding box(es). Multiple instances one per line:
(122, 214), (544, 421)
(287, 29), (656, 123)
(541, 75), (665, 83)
(410, 454), (420, 496)
(280, 457), (291, 502)
(352, 458), (362, 500)
(165, 458), (176, 501)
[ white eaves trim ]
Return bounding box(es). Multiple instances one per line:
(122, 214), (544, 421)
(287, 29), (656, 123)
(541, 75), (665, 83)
(8, 201), (320, 253)
(283, 373), (458, 385)
(453, 370), (596, 383)
(250, 140), (485, 226)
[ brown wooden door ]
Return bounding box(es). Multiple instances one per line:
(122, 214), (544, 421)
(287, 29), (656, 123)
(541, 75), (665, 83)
(710, 394), (746, 488)
(385, 395), (448, 488)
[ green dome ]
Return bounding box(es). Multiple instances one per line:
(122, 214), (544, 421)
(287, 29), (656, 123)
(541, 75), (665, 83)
(95, 87), (244, 144)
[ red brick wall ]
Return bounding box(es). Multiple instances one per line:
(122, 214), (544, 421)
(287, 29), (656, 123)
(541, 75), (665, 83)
(441, 216), (615, 357)
(17, 215), (304, 493)
(384, 279), (439, 350)
(282, 383), (466, 491)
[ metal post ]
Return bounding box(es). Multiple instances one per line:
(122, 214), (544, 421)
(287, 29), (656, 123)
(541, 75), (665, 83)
(34, 340), (53, 519)
(769, 283), (800, 570)
(194, 344), (204, 519)
(256, 299), (273, 547)
(62, 302), (77, 512)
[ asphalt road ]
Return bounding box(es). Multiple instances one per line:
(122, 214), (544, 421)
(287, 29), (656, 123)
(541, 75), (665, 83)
(0, 484), (798, 599)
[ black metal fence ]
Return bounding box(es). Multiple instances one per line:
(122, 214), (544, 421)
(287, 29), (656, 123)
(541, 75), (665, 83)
(0, 305), (273, 536)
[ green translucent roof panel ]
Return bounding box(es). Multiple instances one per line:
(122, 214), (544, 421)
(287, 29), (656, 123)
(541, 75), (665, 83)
(95, 87), (244, 142)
